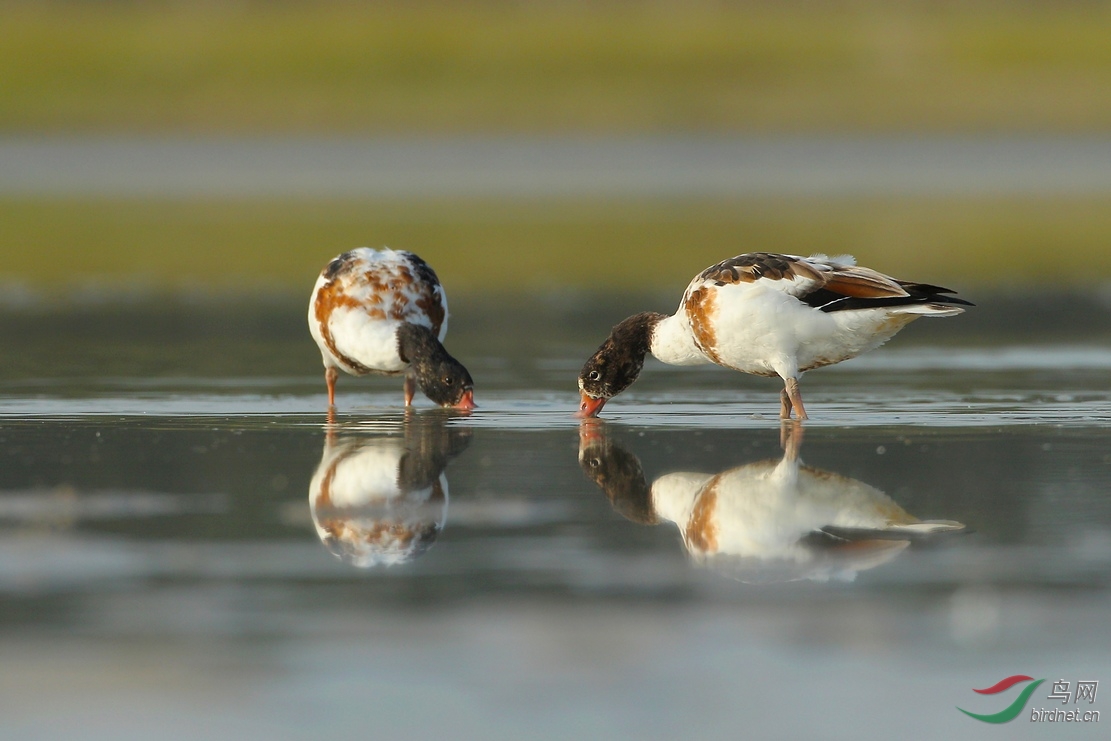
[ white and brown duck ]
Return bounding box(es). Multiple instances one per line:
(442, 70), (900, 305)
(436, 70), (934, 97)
(577, 252), (972, 419)
(309, 248), (475, 410)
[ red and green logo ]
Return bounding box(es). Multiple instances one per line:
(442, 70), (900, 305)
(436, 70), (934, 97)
(958, 675), (1046, 723)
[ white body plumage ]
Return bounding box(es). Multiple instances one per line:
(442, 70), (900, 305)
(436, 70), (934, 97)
(653, 253), (962, 380)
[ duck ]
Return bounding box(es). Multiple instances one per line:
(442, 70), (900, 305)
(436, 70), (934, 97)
(309, 248), (475, 410)
(577, 252), (972, 419)
(578, 422), (964, 583)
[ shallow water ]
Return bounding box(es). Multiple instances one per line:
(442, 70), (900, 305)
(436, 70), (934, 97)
(1, 297), (1109, 739)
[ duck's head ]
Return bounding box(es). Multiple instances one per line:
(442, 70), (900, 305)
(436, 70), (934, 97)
(398, 324), (476, 410)
(419, 353), (475, 410)
(576, 312), (663, 417)
(576, 349), (631, 418)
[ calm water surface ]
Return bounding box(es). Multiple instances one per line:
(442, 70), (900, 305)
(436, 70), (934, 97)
(1, 297), (1109, 739)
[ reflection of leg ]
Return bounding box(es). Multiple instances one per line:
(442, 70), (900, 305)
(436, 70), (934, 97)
(785, 377), (808, 420)
(404, 373), (416, 407)
(325, 367), (339, 408)
(780, 420), (804, 460)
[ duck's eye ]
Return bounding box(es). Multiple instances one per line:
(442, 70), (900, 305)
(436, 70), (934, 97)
(442, 376), (452, 385)
(587, 370), (601, 381)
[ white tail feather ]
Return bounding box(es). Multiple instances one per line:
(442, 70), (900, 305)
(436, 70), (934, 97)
(889, 303), (964, 317)
(887, 520), (965, 533)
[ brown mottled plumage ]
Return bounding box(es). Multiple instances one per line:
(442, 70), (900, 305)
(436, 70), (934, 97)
(308, 248), (474, 411)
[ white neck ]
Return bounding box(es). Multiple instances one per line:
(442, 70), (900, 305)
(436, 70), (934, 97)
(649, 313), (711, 366)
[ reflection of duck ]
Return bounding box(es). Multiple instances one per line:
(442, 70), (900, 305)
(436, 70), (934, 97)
(579, 422), (963, 583)
(309, 415), (471, 567)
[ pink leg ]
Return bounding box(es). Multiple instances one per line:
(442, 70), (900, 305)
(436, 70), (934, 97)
(785, 377), (808, 421)
(404, 373), (416, 407)
(779, 389), (793, 420)
(326, 367), (338, 408)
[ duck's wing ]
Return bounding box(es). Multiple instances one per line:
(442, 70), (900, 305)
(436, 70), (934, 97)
(693, 252), (835, 298)
(393, 251), (449, 339)
(795, 254), (975, 313)
(322, 249), (448, 335)
(694, 251), (907, 296)
(693, 252), (973, 312)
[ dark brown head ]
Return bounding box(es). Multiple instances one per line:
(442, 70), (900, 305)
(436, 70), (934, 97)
(577, 421), (657, 525)
(576, 312), (664, 417)
(397, 324), (476, 409)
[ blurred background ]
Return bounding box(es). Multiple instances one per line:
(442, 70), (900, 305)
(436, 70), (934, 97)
(3, 3), (1111, 740)
(2, 0), (1110, 300)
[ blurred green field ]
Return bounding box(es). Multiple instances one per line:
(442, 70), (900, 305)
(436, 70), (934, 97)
(4, 2), (1111, 295)
(2, 0), (1110, 133)
(3, 197), (1110, 297)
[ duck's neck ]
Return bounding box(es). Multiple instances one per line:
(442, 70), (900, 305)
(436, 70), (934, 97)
(397, 323), (443, 364)
(649, 312), (710, 366)
(606, 311), (666, 366)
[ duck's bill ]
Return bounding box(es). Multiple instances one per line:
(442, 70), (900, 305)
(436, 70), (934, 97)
(452, 389), (477, 411)
(576, 393), (607, 418)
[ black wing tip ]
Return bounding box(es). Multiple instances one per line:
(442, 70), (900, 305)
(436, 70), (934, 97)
(808, 289), (975, 313)
(897, 281), (974, 305)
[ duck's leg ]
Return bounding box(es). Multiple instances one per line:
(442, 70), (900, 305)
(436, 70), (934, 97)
(779, 389), (793, 419)
(784, 377), (808, 420)
(325, 367), (338, 407)
(403, 372), (416, 407)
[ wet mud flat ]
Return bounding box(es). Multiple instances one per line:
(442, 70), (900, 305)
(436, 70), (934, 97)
(0, 295), (1109, 739)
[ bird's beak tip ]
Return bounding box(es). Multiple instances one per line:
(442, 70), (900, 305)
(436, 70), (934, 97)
(453, 389), (477, 411)
(575, 394), (606, 418)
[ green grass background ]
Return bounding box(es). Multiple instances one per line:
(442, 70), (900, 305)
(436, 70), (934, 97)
(2, 1), (1110, 294)
(4, 0), (1111, 134)
(4, 198), (1110, 296)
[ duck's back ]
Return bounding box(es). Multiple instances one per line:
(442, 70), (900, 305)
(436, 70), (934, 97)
(679, 252), (966, 377)
(309, 248), (448, 374)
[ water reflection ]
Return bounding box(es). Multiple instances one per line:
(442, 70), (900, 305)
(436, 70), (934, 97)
(579, 422), (964, 583)
(309, 414), (471, 567)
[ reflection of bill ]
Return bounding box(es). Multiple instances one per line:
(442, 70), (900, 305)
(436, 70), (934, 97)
(309, 416), (471, 568)
(579, 422), (964, 583)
